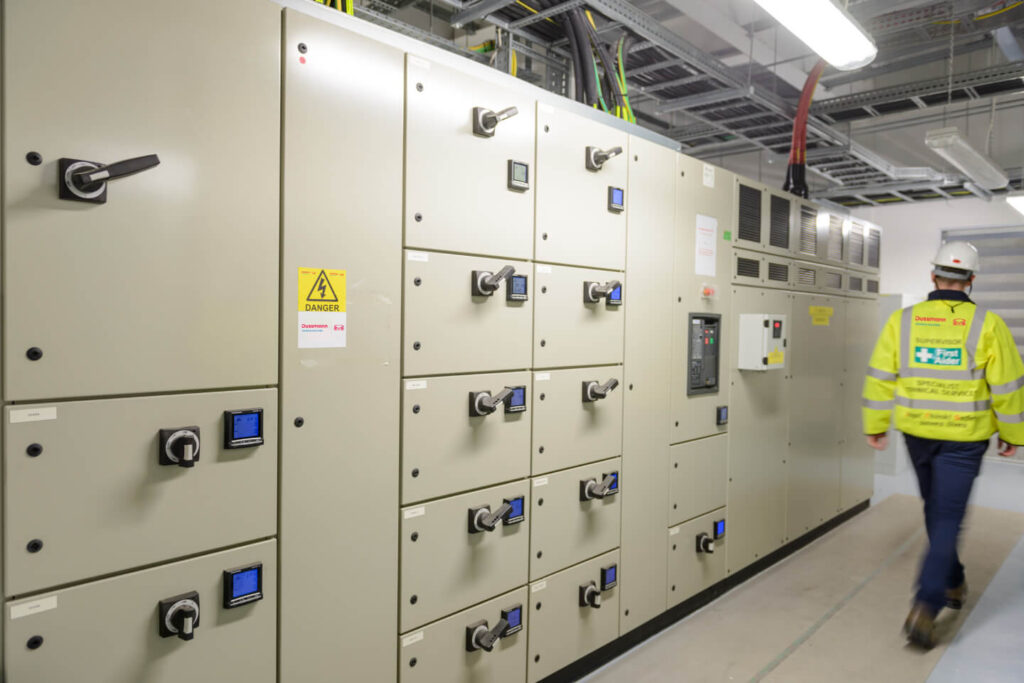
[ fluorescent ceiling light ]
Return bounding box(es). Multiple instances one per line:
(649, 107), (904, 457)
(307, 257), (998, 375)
(1007, 192), (1024, 217)
(751, 0), (878, 71)
(925, 127), (1009, 191)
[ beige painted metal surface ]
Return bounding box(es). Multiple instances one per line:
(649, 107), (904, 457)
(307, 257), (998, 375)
(527, 550), (621, 683)
(401, 481), (530, 632)
(402, 371), (531, 503)
(732, 248), (768, 287)
(405, 57), (535, 260)
(667, 508), (728, 607)
(279, 12), (402, 682)
(533, 264), (625, 369)
(535, 105), (628, 270)
(841, 298), (878, 510)
(4, 541), (276, 683)
(399, 587), (529, 683)
(404, 252), (533, 376)
(669, 434), (728, 527)
(2, 0), (280, 401)
(3, 390), (277, 596)
(531, 366), (623, 475)
(529, 458), (621, 580)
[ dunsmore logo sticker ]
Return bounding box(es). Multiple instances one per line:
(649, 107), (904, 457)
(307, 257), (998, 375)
(914, 346), (962, 366)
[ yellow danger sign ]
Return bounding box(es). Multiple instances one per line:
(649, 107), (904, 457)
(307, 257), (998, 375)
(768, 350), (785, 365)
(809, 305), (834, 327)
(298, 268), (346, 313)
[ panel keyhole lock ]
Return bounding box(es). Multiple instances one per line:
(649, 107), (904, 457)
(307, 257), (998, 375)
(580, 472), (618, 501)
(469, 388), (514, 417)
(696, 532), (715, 554)
(583, 280), (622, 304)
(583, 378), (619, 402)
(473, 106), (519, 137)
(579, 582), (602, 608)
(472, 266), (516, 297)
(585, 145), (622, 171)
(159, 592), (200, 641)
(468, 502), (513, 533)
(158, 427), (201, 468)
(58, 154), (160, 204)
(466, 618), (509, 652)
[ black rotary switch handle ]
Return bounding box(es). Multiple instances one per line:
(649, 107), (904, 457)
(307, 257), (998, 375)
(74, 154), (160, 186)
(586, 145), (623, 171)
(159, 427), (201, 468)
(583, 280), (622, 304)
(583, 378), (620, 402)
(472, 266), (516, 296)
(469, 387), (514, 417)
(159, 592), (201, 641)
(469, 502), (513, 533)
(59, 154), (160, 203)
(466, 618), (510, 652)
(581, 474), (617, 500)
(579, 582), (602, 608)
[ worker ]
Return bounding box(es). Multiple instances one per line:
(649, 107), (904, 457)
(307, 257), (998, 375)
(862, 241), (1024, 649)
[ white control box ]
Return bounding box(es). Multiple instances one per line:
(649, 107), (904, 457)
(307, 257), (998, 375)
(738, 314), (788, 371)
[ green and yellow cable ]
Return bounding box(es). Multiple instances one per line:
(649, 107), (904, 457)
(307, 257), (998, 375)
(616, 37), (636, 123)
(592, 57), (610, 112)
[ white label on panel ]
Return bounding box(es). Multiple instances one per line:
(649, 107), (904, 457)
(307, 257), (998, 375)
(405, 380), (428, 391)
(406, 251), (429, 262)
(531, 581), (548, 593)
(669, 527), (681, 536)
(403, 507), (426, 519)
(535, 373), (551, 381)
(409, 56), (430, 69)
(10, 596), (57, 619)
(702, 163), (715, 188)
(10, 407), (57, 424)
(695, 214), (719, 277)
(536, 264), (552, 274)
(402, 631), (425, 647)
(533, 478), (549, 487)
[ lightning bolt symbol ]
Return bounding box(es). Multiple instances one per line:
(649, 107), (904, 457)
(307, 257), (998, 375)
(317, 277), (327, 299)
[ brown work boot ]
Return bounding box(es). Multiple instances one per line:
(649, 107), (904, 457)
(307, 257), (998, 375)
(904, 603), (937, 649)
(946, 582), (967, 610)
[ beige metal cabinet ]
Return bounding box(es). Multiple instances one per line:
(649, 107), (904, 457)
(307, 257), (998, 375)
(404, 251), (533, 376)
(405, 56), (535, 260)
(530, 458), (621, 579)
(531, 367), (624, 475)
(527, 550), (620, 683)
(535, 105), (628, 270)
(399, 587), (529, 683)
(669, 434), (727, 527)
(402, 372), (532, 504)
(4, 541), (276, 683)
(667, 509), (727, 607)
(4, 390), (277, 595)
(2, 0), (280, 401)
(533, 264), (625, 369)
(841, 298), (878, 510)
(401, 481), (530, 632)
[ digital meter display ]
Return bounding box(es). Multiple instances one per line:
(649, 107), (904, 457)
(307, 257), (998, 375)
(601, 564), (618, 590)
(233, 413), (260, 439)
(224, 409), (264, 449)
(605, 471), (619, 494)
(607, 285), (623, 306)
(507, 274), (529, 302)
(505, 386), (527, 413)
(608, 186), (625, 212)
(503, 496), (526, 525)
(714, 519), (726, 539)
(223, 563), (263, 608)
(507, 160), (530, 191)
(501, 604), (524, 635)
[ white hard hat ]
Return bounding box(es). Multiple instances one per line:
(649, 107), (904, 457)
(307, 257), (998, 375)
(932, 241), (980, 279)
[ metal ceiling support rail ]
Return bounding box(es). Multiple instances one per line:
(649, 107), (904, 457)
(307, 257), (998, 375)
(636, 73), (711, 93)
(451, 0), (518, 28)
(626, 58), (693, 78)
(654, 87), (748, 114)
(508, 0), (585, 29)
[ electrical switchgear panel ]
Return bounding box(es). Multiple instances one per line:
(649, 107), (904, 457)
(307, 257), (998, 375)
(737, 314), (788, 371)
(687, 314), (721, 395)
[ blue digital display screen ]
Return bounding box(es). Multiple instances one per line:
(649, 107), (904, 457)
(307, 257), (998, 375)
(506, 607), (521, 628)
(609, 472), (619, 490)
(510, 387), (526, 407)
(508, 497), (524, 519)
(609, 286), (622, 303)
(611, 188), (624, 205)
(233, 412), (261, 439)
(232, 568), (260, 598)
(511, 276), (527, 295)
(716, 520), (726, 537)
(605, 566), (616, 583)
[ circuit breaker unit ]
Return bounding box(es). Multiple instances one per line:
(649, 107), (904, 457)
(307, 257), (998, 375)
(687, 314), (721, 395)
(737, 314), (788, 371)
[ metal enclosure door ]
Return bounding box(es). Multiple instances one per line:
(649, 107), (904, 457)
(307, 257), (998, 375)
(667, 509), (727, 607)
(841, 298), (878, 509)
(405, 56), (535, 260)
(402, 372), (532, 503)
(4, 390), (277, 595)
(404, 251), (533, 376)
(399, 587), (529, 683)
(527, 550), (620, 683)
(533, 265), (625, 369)
(2, 0), (280, 400)
(531, 367), (624, 475)
(401, 481), (530, 632)
(669, 434), (727, 527)
(4, 541), (276, 683)
(535, 104), (628, 270)
(530, 458), (621, 579)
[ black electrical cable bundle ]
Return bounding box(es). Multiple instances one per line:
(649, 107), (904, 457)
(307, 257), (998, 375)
(568, 8), (598, 105)
(582, 12), (624, 111)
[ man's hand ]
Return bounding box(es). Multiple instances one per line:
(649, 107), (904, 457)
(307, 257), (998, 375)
(866, 433), (889, 450)
(997, 440), (1018, 458)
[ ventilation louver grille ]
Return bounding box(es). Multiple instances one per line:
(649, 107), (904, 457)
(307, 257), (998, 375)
(769, 195), (790, 249)
(825, 272), (842, 289)
(738, 185), (762, 243)
(800, 207), (817, 255)
(798, 267), (816, 286)
(867, 229), (881, 268)
(768, 262), (789, 282)
(867, 279), (879, 293)
(849, 223), (865, 265)
(736, 257), (760, 279)
(828, 216), (844, 261)
(849, 276), (863, 291)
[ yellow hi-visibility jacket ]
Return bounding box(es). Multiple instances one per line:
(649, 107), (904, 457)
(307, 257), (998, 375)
(863, 290), (1024, 444)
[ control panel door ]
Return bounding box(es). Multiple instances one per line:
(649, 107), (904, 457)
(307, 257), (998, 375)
(669, 434), (727, 527)
(533, 265), (625, 369)
(2, 0), (280, 400)
(667, 510), (727, 607)
(531, 367), (624, 475)
(404, 251), (533, 376)
(399, 587), (528, 683)
(535, 105), (627, 270)
(530, 458), (621, 579)
(402, 372), (531, 504)
(4, 541), (275, 683)
(405, 56), (535, 260)
(4, 390), (277, 595)
(401, 482), (530, 632)
(527, 550), (620, 683)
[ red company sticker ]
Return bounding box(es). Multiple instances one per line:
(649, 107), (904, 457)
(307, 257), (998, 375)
(334, 324), (345, 331)
(953, 318), (967, 326)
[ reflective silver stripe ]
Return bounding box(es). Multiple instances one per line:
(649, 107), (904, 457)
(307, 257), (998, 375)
(901, 367), (986, 382)
(894, 395), (992, 412)
(966, 306), (988, 368)
(900, 306), (914, 373)
(990, 375), (1024, 395)
(995, 410), (1024, 424)
(866, 367), (898, 382)
(863, 398), (894, 410)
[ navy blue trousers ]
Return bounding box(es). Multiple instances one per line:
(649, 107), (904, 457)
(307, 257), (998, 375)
(904, 434), (988, 613)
